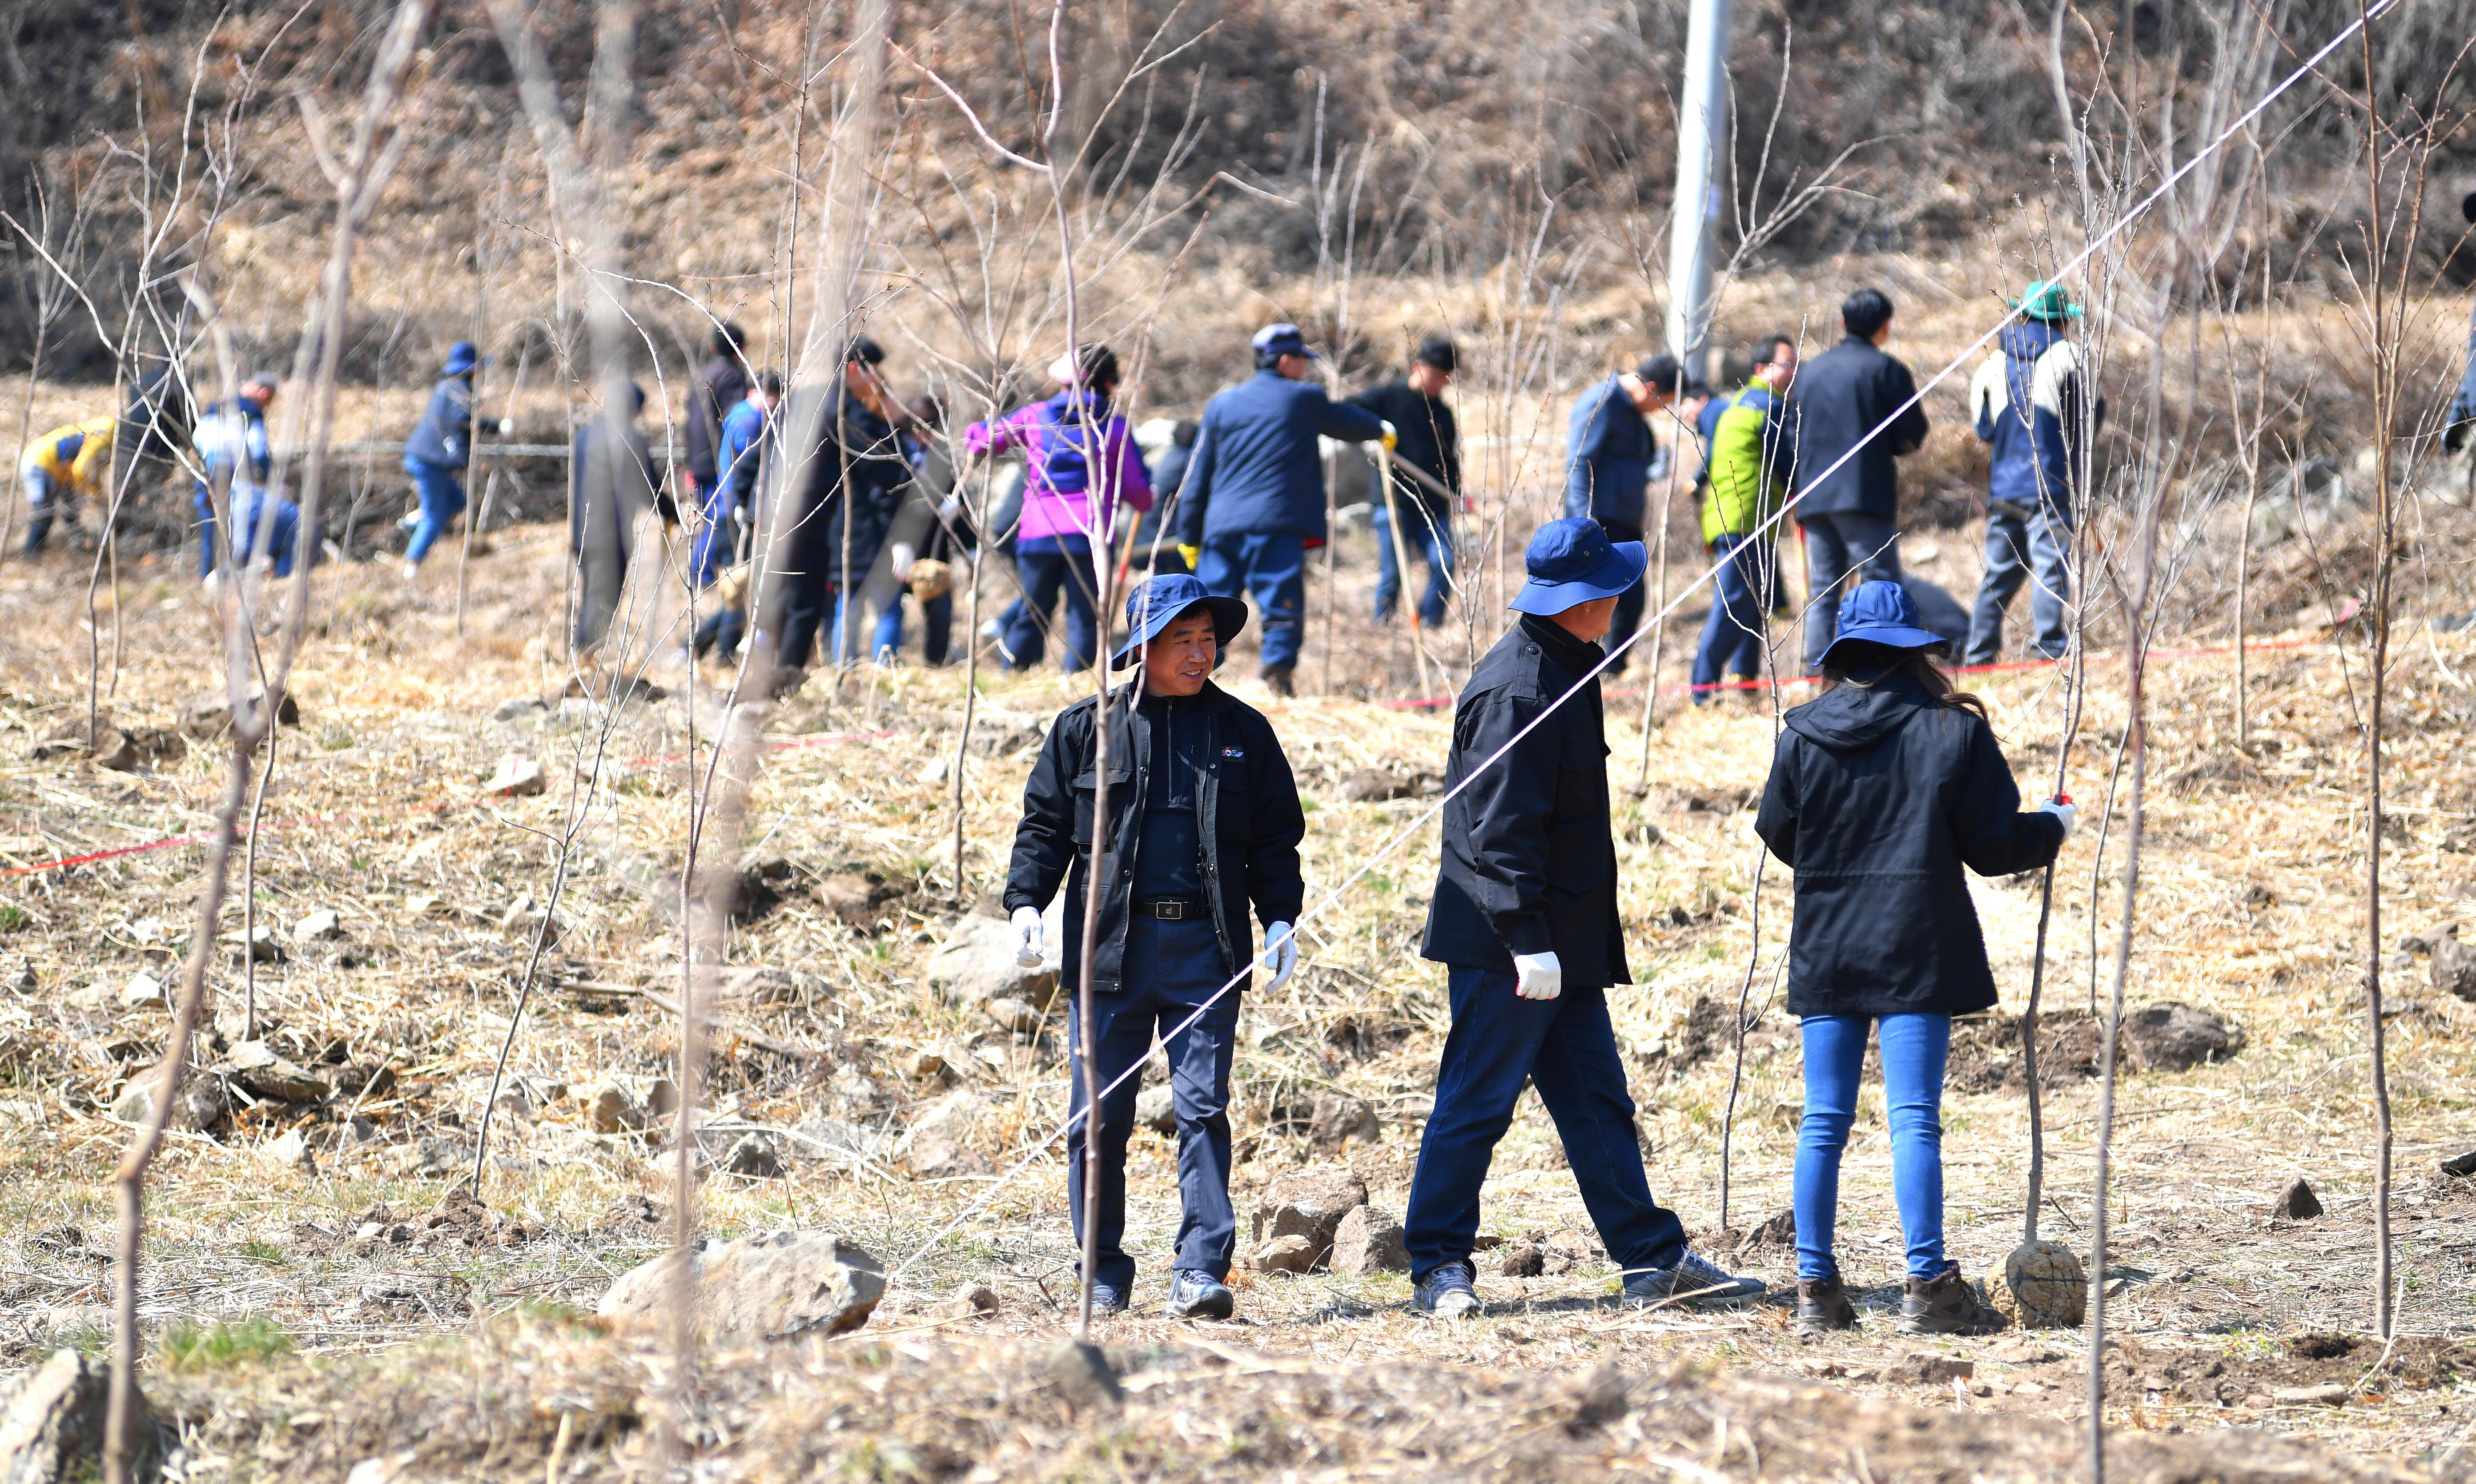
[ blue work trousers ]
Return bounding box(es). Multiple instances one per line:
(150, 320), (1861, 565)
(1966, 502), (2073, 666)
(1003, 545), (1099, 672)
(1794, 1013), (1952, 1283)
(1403, 964), (1687, 1284)
(1199, 533), (1308, 672)
(1797, 512), (1903, 670)
(1065, 916), (1243, 1289)
(872, 592), (954, 666)
(196, 486), (301, 579)
(402, 453), (467, 565)
(1691, 533), (1778, 701)
(1374, 505), (1455, 629)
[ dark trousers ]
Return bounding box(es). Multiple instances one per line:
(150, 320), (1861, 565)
(1691, 533), (1777, 700)
(1198, 533), (1308, 672)
(1597, 519), (1647, 672)
(1965, 502), (2072, 665)
(770, 503), (841, 672)
(1798, 511), (1902, 670)
(1004, 545), (1099, 672)
(693, 606), (744, 661)
(1403, 963), (1687, 1284)
(1374, 505), (1455, 628)
(1065, 916), (1242, 1288)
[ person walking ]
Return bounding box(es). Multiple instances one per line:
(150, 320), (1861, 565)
(861, 394), (973, 665)
(194, 374), (301, 582)
(1754, 579), (2071, 1336)
(1964, 282), (2092, 666)
(18, 412), (116, 555)
(1174, 323), (1388, 696)
(401, 340), (506, 580)
(1563, 354), (1684, 672)
(965, 344), (1153, 673)
(1406, 518), (1765, 1320)
(1689, 336), (1799, 701)
(569, 382), (664, 655)
(765, 336), (913, 687)
(1789, 289), (1929, 671)
(687, 371), (779, 664)
(684, 322), (751, 509)
(1351, 334), (1463, 630)
(1005, 572), (1305, 1319)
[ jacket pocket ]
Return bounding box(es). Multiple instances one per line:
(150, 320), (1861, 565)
(1070, 762), (1134, 846)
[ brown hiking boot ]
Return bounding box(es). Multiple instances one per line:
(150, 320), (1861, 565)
(1796, 1275), (1857, 1335)
(1899, 1267), (2005, 1335)
(1261, 665), (1295, 698)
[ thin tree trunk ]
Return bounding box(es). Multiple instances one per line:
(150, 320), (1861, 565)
(1639, 431), (1681, 783)
(2355, 0), (2396, 1340)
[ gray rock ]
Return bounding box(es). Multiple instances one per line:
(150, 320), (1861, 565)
(110, 1069), (228, 1131)
(985, 996), (1046, 1035)
(226, 1040), (327, 1103)
(2274, 1176), (2323, 1221)
(221, 925), (283, 963)
(896, 1090), (993, 1177)
(1309, 1093), (1380, 1150)
(118, 973), (166, 1009)
(0, 1349), (153, 1484)
(925, 911), (1061, 1010)
(1134, 1084), (1177, 1136)
(1338, 768), (1416, 803)
(1250, 1166), (1368, 1266)
(491, 696), (549, 723)
(1496, 1240), (1546, 1277)
(484, 755), (547, 796)
(587, 1083), (646, 1134)
(292, 909), (343, 942)
(720, 967), (817, 1006)
(2121, 1002), (2246, 1072)
(180, 685), (297, 740)
(2433, 926), (2476, 1001)
(941, 1282), (1000, 1319)
(2442, 1148), (2476, 1178)
(596, 1229), (884, 1339)
(1328, 1205), (1409, 1275)
(1044, 1338), (1121, 1412)
(723, 1132), (786, 1178)
(1244, 1234), (1318, 1273)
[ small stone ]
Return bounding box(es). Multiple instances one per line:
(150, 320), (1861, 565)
(1988, 1239), (2086, 1330)
(723, 1132), (785, 1178)
(2012, 1379), (2047, 1397)
(2433, 925), (2476, 1001)
(896, 1090), (993, 1177)
(1896, 1355), (1974, 1384)
(906, 1048), (949, 1082)
(1329, 1205), (1410, 1275)
(597, 1229), (884, 1339)
(1134, 1084), (1177, 1136)
(264, 1126), (315, 1171)
(647, 1078), (681, 1118)
(491, 696), (548, 723)
(924, 913), (1060, 1011)
(1542, 1227), (1601, 1275)
(484, 755), (547, 796)
(120, 973), (166, 1009)
(587, 1083), (646, 1134)
(1044, 1338), (1121, 1412)
(814, 873), (884, 926)
(1339, 768), (1415, 803)
(0, 1350), (154, 1482)
(2271, 1383), (2349, 1406)
(293, 909), (342, 941)
(2441, 1149), (2476, 1178)
(1989, 1338), (2064, 1364)
(1245, 1234), (1318, 1273)
(89, 729), (139, 772)
(1566, 1364), (1628, 1431)
(939, 1282), (1000, 1319)
(1250, 1166), (1369, 1265)
(1308, 1092), (1380, 1150)
(985, 996), (1045, 1034)
(1496, 1241), (1545, 1277)
(227, 1040), (329, 1103)
(221, 924), (284, 962)
(2274, 1177), (2324, 1220)
(2121, 1002), (2246, 1071)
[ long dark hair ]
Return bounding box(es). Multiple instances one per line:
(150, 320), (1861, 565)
(1820, 639), (1988, 719)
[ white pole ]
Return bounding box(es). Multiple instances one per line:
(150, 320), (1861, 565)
(1666, 0), (1729, 385)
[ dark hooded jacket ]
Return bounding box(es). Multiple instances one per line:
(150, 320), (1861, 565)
(1787, 335), (1928, 523)
(1422, 615), (1628, 989)
(1754, 668), (2064, 1017)
(1005, 680), (1306, 996)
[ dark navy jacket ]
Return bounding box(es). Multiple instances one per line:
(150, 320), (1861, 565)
(404, 374), (477, 469)
(1006, 682), (1306, 995)
(795, 387), (912, 589)
(1423, 616), (1628, 989)
(1563, 375), (1655, 527)
(1175, 370), (1384, 543)
(686, 354), (751, 490)
(1787, 336), (1929, 523)
(1349, 379), (1460, 518)
(1970, 322), (2088, 515)
(1755, 670), (2064, 1017)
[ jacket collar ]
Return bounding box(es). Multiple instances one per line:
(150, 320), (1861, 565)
(1518, 612), (1605, 673)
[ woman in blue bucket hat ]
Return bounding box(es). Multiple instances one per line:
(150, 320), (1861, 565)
(1002, 573), (1306, 1322)
(1754, 579), (2073, 1336)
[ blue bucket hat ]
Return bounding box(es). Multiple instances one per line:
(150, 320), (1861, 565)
(1112, 573), (1250, 670)
(1821, 579), (1948, 666)
(1508, 518), (1648, 616)
(442, 341), (483, 376)
(1250, 322), (1318, 361)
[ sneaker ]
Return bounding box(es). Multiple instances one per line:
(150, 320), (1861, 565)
(1412, 1260), (1483, 1319)
(1260, 665), (1295, 698)
(1622, 1250), (1767, 1307)
(1087, 1282), (1129, 1315)
(1796, 1275), (1858, 1335)
(1899, 1266), (2005, 1335)
(1164, 1269), (1234, 1320)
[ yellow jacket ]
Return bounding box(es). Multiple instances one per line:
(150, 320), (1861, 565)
(22, 415), (117, 495)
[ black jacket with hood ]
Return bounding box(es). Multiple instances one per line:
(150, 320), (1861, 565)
(1005, 680), (1305, 996)
(1754, 668), (2063, 1017)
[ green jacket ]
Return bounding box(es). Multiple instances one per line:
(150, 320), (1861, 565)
(1697, 383), (1794, 544)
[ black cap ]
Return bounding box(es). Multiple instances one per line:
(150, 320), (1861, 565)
(844, 335), (886, 366)
(1415, 334), (1458, 373)
(1634, 353), (1684, 394)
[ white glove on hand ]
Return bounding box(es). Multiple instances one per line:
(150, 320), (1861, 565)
(889, 543), (917, 582)
(2036, 796), (2077, 839)
(1011, 906), (1043, 968)
(1513, 950), (1563, 1001)
(1377, 419), (1399, 452)
(1263, 921), (1298, 991)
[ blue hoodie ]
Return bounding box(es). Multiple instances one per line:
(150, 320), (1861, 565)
(404, 374), (477, 469)
(1175, 369), (1384, 543)
(1969, 321), (2087, 513)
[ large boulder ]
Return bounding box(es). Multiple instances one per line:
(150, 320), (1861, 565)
(596, 1230), (883, 1339)
(2121, 1003), (2245, 1072)
(1250, 1166), (1368, 1267)
(924, 909), (1061, 1011)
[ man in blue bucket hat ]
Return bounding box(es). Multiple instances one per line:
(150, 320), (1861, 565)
(1004, 572), (1307, 1321)
(1405, 519), (1765, 1319)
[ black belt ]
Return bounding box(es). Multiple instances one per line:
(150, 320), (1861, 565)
(1134, 898), (1208, 921)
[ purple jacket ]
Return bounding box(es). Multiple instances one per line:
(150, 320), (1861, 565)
(965, 392), (1152, 547)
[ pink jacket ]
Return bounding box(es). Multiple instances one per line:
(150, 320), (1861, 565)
(965, 392), (1153, 547)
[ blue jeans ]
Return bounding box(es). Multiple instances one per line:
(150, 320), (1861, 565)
(402, 454), (466, 565)
(1795, 1013), (1952, 1282)
(1003, 544), (1098, 672)
(1374, 505), (1455, 628)
(1691, 533), (1778, 700)
(1198, 532), (1307, 672)
(1066, 916), (1242, 1288)
(1404, 964), (1688, 1284)
(1966, 502), (2073, 665)
(1798, 512), (1903, 669)
(871, 591), (953, 665)
(195, 486), (301, 578)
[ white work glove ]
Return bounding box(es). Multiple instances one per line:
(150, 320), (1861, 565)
(492, 417), (515, 436)
(889, 543), (917, 582)
(1011, 906), (1043, 968)
(1513, 950), (1563, 1001)
(1377, 419), (1399, 452)
(1263, 922), (1298, 991)
(2035, 796), (2077, 839)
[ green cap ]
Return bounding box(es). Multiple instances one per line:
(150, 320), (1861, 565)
(2008, 280), (2083, 323)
